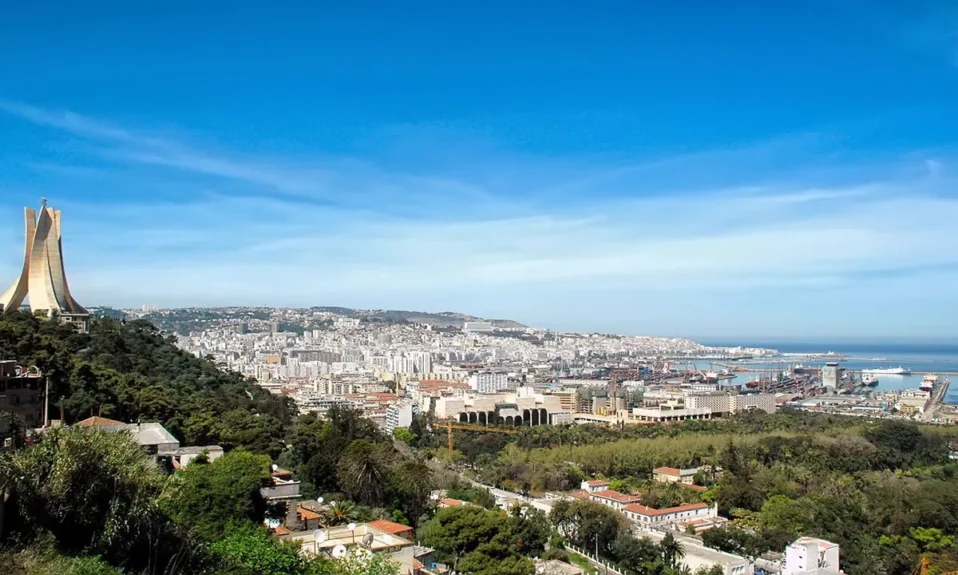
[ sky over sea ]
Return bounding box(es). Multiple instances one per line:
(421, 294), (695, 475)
(1, 1), (958, 338)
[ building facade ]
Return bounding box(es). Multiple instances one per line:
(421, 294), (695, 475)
(0, 361), (44, 430)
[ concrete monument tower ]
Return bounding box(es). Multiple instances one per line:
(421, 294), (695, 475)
(0, 199), (88, 329)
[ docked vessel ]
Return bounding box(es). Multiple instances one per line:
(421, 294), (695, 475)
(862, 366), (911, 376)
(920, 375), (938, 393)
(861, 373), (879, 386)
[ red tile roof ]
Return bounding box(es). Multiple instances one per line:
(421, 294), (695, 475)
(369, 519), (413, 535)
(298, 506), (322, 521)
(586, 480), (610, 486)
(591, 490), (642, 504)
(568, 490), (591, 500)
(623, 502), (709, 517)
(440, 498), (465, 507)
(653, 467), (683, 476)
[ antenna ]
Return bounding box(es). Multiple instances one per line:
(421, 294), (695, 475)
(317, 497), (324, 504)
(313, 530), (327, 543)
(271, 464), (279, 472)
(346, 522), (357, 531)
(362, 532), (375, 547)
(331, 545), (348, 558)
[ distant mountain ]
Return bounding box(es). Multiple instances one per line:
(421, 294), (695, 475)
(326, 307), (527, 329)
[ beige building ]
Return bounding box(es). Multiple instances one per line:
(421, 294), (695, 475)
(0, 201), (88, 329)
(434, 387), (565, 426)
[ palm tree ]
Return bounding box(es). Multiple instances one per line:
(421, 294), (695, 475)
(660, 533), (685, 570)
(325, 501), (359, 526)
(337, 440), (389, 506)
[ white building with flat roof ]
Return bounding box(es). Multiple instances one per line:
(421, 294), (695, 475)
(783, 537), (842, 575)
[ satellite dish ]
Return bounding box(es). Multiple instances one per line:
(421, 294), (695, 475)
(362, 532), (375, 547)
(346, 522), (357, 531)
(331, 545), (348, 558)
(271, 464), (279, 472)
(317, 497), (324, 504)
(313, 529), (327, 543)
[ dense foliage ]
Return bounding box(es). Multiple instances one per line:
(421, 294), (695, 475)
(276, 407), (435, 527)
(0, 312), (294, 456)
(429, 408), (958, 575)
(0, 427), (400, 575)
(419, 504), (550, 575)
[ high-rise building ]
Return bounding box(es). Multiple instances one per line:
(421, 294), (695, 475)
(0, 200), (88, 330)
(468, 372), (510, 394)
(385, 402), (414, 434)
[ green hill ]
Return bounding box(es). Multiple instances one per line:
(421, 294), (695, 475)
(0, 312), (293, 455)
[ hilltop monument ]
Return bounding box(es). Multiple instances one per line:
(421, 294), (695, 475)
(0, 199), (88, 329)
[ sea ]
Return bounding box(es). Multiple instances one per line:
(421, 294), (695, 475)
(696, 341), (958, 404)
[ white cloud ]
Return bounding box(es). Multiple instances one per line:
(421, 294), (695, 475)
(2, 100), (957, 336)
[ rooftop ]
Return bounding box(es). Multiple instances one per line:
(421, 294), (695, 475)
(623, 502), (710, 516)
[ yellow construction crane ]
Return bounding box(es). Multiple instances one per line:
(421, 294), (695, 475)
(915, 557), (958, 575)
(444, 421), (516, 452)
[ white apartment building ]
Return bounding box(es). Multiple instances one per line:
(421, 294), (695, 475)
(469, 372), (510, 394)
(685, 392), (776, 415)
(385, 402), (414, 434)
(783, 537), (841, 575)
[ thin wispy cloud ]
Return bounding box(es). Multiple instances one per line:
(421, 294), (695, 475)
(1, 100), (956, 336)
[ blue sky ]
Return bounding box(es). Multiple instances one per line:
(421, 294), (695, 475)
(1, 1), (958, 339)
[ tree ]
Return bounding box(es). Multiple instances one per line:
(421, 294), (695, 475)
(388, 460), (433, 526)
(549, 499), (626, 558)
(392, 427), (415, 445)
(420, 506), (525, 573)
(337, 440), (392, 506)
(161, 450), (271, 540)
(325, 501), (359, 526)
(505, 504), (550, 557)
(211, 527), (306, 575)
(0, 427), (165, 560)
(661, 533), (685, 570)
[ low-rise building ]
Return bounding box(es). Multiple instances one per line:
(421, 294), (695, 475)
(623, 502), (716, 526)
(653, 466), (699, 485)
(783, 537), (842, 575)
(589, 489), (642, 511)
(282, 519), (420, 572)
(580, 480), (610, 493)
(632, 406), (713, 423)
(434, 387), (565, 426)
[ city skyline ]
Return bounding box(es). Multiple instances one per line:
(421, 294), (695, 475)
(2, 2), (958, 338)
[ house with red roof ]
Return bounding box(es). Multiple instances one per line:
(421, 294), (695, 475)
(589, 489), (643, 511)
(623, 501), (717, 527)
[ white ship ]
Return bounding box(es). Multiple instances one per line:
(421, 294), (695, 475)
(862, 366), (911, 376)
(861, 373), (879, 386)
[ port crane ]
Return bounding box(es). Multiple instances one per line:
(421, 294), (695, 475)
(443, 421), (516, 453)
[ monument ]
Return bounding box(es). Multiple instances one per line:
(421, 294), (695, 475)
(0, 199), (89, 330)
